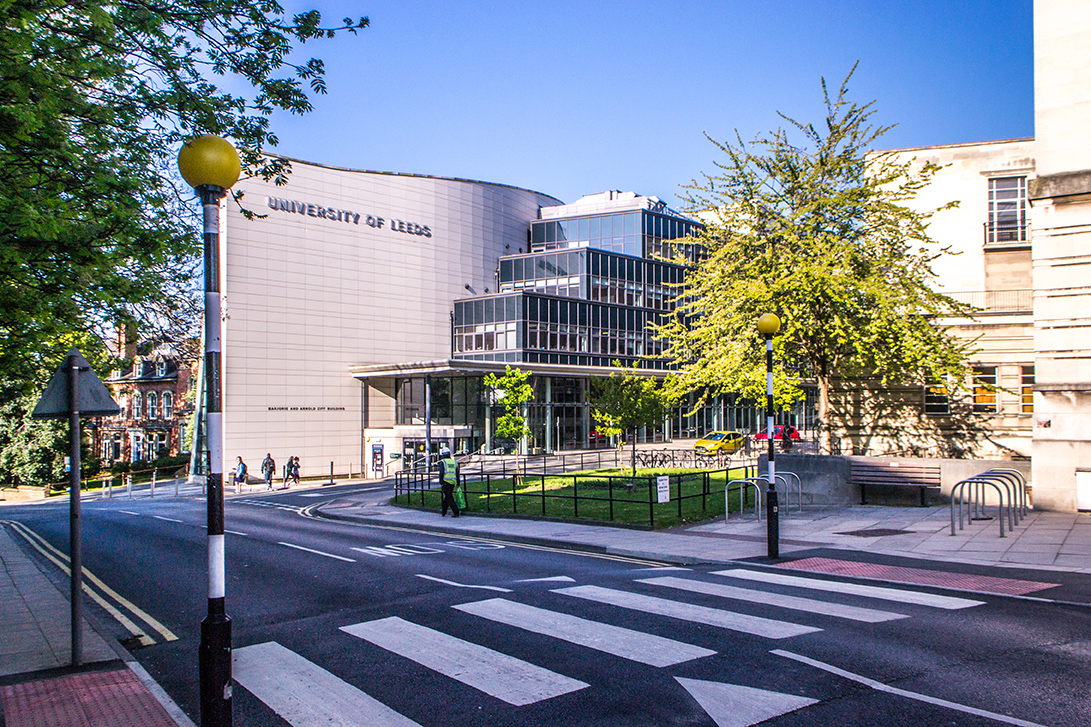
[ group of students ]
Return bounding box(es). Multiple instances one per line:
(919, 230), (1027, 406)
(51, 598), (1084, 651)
(236, 453), (300, 490)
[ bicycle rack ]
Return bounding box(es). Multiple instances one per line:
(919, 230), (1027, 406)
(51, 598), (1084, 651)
(725, 477), (763, 522)
(989, 467), (1029, 517)
(950, 475), (1011, 537)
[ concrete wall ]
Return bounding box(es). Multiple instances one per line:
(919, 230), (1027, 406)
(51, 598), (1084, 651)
(760, 454), (1031, 508)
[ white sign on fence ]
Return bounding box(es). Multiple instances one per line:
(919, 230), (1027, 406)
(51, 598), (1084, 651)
(657, 475), (670, 504)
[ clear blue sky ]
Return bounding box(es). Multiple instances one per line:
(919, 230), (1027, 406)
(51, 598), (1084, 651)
(266, 0), (1033, 207)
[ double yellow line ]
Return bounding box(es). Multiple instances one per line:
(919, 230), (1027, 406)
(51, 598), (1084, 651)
(2, 520), (178, 647)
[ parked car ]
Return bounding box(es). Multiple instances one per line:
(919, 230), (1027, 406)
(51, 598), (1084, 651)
(694, 430), (745, 454)
(753, 425), (801, 441)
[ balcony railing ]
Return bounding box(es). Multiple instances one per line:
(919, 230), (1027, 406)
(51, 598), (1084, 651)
(984, 222), (1030, 246)
(946, 289), (1032, 313)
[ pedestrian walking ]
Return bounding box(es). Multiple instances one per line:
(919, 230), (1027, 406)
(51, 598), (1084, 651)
(234, 456), (248, 487)
(438, 446), (460, 517)
(261, 453), (276, 490)
(289, 456), (300, 488)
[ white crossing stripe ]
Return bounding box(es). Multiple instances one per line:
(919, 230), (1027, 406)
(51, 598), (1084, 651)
(639, 576), (908, 623)
(416, 574), (513, 592)
(453, 598), (715, 666)
(552, 586), (820, 639)
(341, 616), (588, 706)
(712, 569), (985, 610)
(515, 576), (576, 583)
(233, 641), (421, 727)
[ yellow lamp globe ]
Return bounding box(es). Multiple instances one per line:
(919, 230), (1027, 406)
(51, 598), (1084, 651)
(757, 312), (782, 336)
(177, 135), (241, 190)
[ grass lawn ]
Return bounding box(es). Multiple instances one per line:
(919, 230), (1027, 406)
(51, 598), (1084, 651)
(392, 466), (759, 529)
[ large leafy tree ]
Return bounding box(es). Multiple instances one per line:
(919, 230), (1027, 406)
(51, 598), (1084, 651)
(0, 1), (367, 394)
(656, 68), (975, 453)
(589, 362), (668, 479)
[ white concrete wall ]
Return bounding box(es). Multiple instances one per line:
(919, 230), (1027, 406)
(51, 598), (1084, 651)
(1034, 0), (1091, 176)
(222, 160), (559, 477)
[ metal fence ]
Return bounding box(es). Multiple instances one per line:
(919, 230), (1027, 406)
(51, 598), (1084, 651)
(394, 465), (756, 528)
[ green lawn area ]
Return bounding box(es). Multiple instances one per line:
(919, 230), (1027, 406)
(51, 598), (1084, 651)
(392, 466), (758, 529)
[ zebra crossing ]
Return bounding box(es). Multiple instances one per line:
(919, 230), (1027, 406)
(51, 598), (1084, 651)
(232, 568), (987, 726)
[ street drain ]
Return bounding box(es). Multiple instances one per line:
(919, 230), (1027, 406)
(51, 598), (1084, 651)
(835, 528), (914, 537)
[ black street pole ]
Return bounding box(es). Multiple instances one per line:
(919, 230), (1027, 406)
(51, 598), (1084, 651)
(198, 183), (231, 727)
(67, 353), (83, 666)
(764, 332), (779, 559)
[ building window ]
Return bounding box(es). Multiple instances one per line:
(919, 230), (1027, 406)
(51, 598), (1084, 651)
(163, 392), (173, 419)
(132, 392), (142, 419)
(924, 384), (949, 414)
(156, 358), (167, 377)
(147, 391), (157, 419)
(1021, 366), (1034, 413)
(972, 366), (998, 413)
(987, 176), (1027, 244)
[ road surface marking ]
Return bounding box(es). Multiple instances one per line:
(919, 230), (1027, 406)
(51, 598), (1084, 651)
(415, 574), (513, 592)
(516, 576), (576, 583)
(6, 520), (177, 643)
(341, 616), (588, 705)
(553, 586), (820, 639)
(713, 569), (984, 610)
(676, 677), (818, 727)
(152, 515), (184, 523)
(633, 566), (691, 572)
(3, 522), (155, 646)
(234, 641), (421, 727)
(772, 650), (1048, 727)
(454, 598), (715, 666)
(278, 542), (356, 562)
(639, 576), (908, 623)
(225, 529), (248, 536)
(121, 511), (140, 516)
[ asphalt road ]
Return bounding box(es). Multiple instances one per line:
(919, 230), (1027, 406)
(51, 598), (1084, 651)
(6, 484), (1091, 727)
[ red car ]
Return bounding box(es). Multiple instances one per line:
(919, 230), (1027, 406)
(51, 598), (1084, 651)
(754, 425), (800, 441)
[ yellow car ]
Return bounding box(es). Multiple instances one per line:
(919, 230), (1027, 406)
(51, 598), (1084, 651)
(694, 430), (744, 454)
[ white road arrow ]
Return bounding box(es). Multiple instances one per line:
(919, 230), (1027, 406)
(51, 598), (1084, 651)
(675, 677), (817, 727)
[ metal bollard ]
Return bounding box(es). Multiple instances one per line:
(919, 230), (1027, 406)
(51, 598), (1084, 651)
(151, 469), (156, 498)
(329, 461), (334, 486)
(127, 474), (132, 499)
(108, 477), (113, 499)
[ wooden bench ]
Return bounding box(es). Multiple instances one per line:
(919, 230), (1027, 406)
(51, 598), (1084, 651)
(851, 460), (941, 507)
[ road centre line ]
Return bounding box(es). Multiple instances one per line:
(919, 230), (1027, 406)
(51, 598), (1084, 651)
(341, 616), (588, 706)
(772, 650), (1049, 727)
(714, 569), (985, 610)
(415, 574), (512, 592)
(152, 515), (184, 523)
(278, 541), (356, 562)
(234, 641), (421, 727)
(639, 576), (909, 623)
(121, 511), (140, 516)
(454, 598), (715, 666)
(7, 520), (178, 642)
(554, 585), (820, 639)
(3, 521), (155, 646)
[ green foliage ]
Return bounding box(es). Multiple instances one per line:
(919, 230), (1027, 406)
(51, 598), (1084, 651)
(656, 66), (975, 449)
(0, 381), (68, 487)
(483, 366), (533, 442)
(589, 362), (669, 477)
(0, 1), (367, 393)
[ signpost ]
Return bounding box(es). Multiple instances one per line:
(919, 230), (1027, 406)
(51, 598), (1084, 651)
(656, 475), (670, 504)
(32, 348), (120, 665)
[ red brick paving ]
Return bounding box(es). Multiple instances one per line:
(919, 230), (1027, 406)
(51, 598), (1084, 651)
(0, 667), (178, 727)
(781, 556), (1060, 596)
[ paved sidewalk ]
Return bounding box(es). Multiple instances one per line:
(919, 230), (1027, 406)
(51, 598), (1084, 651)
(316, 490), (1091, 578)
(0, 524), (192, 727)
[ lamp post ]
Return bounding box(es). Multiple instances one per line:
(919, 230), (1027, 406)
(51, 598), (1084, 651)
(178, 135), (241, 727)
(757, 312), (781, 559)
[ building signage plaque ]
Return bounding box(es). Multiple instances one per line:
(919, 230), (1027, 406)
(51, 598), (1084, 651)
(266, 197), (432, 237)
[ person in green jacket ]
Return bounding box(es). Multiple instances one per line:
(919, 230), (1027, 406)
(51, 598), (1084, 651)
(439, 446), (460, 518)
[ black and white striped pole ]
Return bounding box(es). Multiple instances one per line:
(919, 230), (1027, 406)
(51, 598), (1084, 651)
(757, 313), (781, 559)
(178, 135), (241, 727)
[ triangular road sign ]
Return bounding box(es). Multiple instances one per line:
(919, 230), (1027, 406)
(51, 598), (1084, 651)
(676, 677), (818, 727)
(32, 348), (121, 419)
